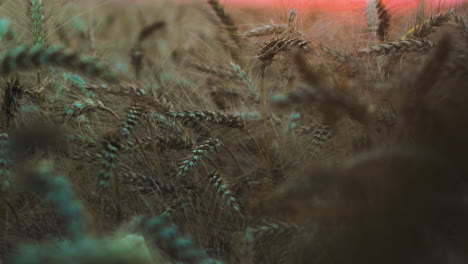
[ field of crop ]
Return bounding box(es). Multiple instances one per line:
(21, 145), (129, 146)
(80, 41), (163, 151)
(0, 0), (467, 263)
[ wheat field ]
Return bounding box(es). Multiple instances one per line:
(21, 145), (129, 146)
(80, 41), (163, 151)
(0, 0), (467, 263)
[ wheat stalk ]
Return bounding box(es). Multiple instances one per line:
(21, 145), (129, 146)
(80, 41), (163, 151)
(0, 133), (11, 196)
(2, 78), (22, 128)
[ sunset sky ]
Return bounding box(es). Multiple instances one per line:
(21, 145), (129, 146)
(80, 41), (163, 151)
(219, 0), (462, 5)
(220, 0), (466, 10)
(117, 0), (467, 12)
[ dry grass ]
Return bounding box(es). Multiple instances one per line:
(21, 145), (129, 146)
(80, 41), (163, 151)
(0, 0), (467, 263)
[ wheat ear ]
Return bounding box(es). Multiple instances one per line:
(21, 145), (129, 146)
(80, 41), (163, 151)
(0, 45), (118, 82)
(13, 236), (154, 264)
(259, 36), (310, 65)
(190, 61), (240, 81)
(404, 33), (453, 118)
(365, 0), (379, 36)
(121, 171), (172, 193)
(319, 43), (354, 63)
(175, 138), (222, 178)
(29, 0), (46, 46)
(29, 0), (47, 85)
(401, 9), (453, 40)
(242, 8), (302, 39)
(132, 21), (165, 80)
(454, 14), (468, 37)
(273, 51), (369, 123)
(238, 228), (255, 264)
(97, 132), (122, 190)
(135, 215), (216, 264)
(207, 171), (242, 213)
(242, 24), (289, 38)
(287, 9), (297, 26)
(365, 0), (390, 41)
(208, 0), (240, 45)
(299, 125), (335, 155)
(251, 219), (304, 240)
(24, 160), (86, 240)
(63, 98), (117, 123)
(128, 135), (194, 152)
(0, 19), (15, 42)
(167, 110), (245, 129)
(120, 103), (145, 137)
(229, 62), (259, 100)
(137, 20), (166, 44)
(355, 39), (435, 56)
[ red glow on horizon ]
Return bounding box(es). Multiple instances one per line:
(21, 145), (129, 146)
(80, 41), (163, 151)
(220, 0), (466, 10)
(117, 0), (468, 12)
